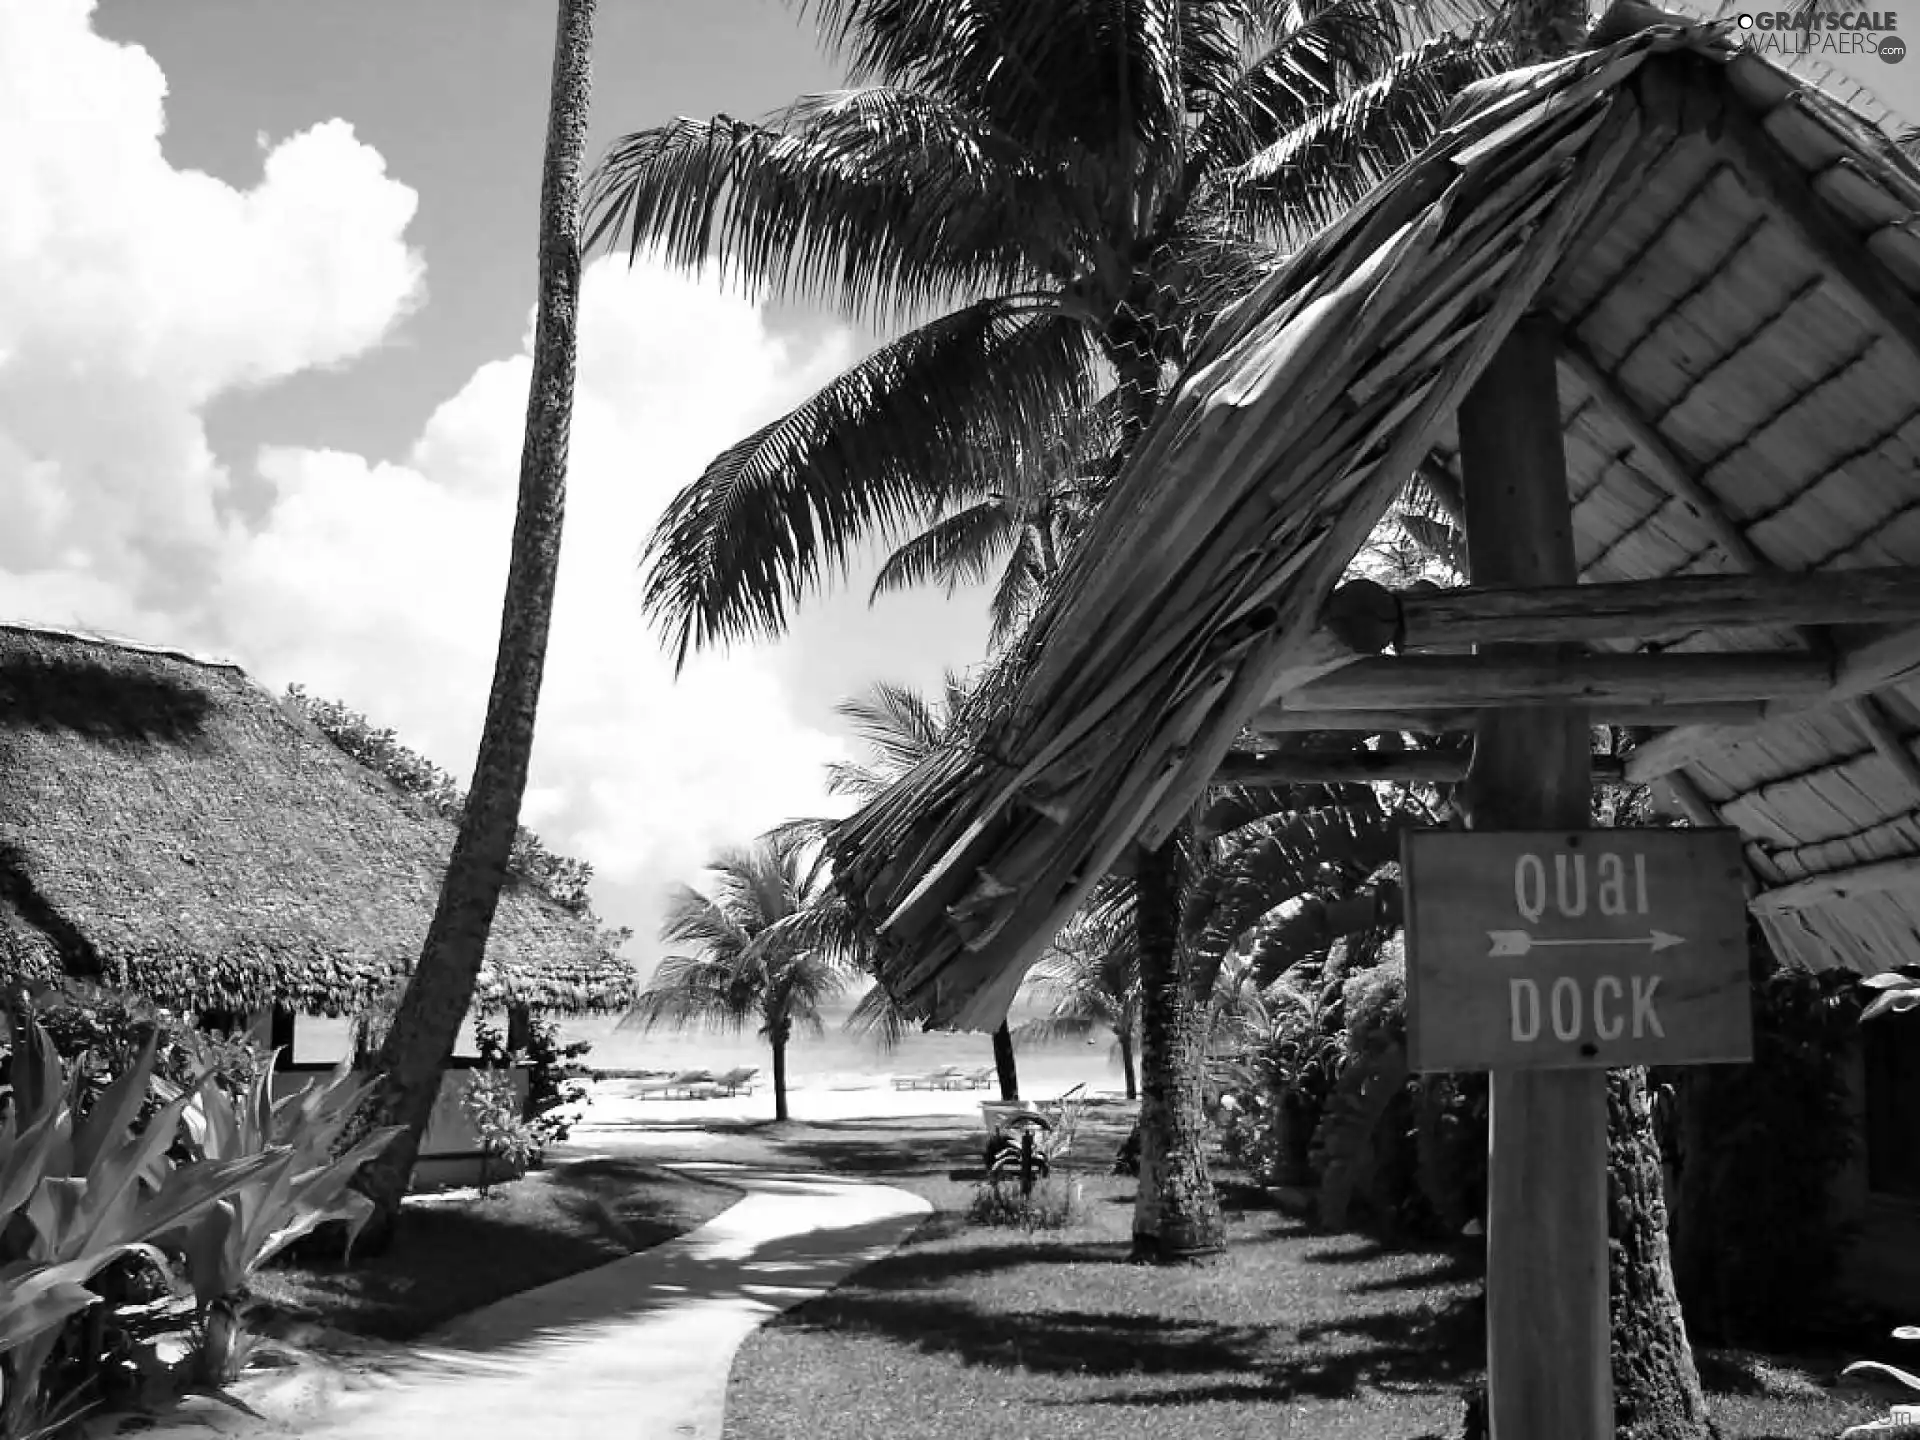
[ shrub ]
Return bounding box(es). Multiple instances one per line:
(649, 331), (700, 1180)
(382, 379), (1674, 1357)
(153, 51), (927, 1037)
(1667, 957), (1865, 1347)
(461, 1068), (539, 1196)
(967, 1176), (1081, 1231)
(472, 1015), (590, 1157)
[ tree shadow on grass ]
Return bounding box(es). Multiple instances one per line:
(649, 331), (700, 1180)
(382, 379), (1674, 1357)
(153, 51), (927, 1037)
(768, 1127), (972, 1178)
(1000, 1292), (1486, 1407)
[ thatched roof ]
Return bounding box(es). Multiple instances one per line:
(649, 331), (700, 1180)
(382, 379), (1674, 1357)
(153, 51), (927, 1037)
(832, 2), (1920, 1029)
(0, 624), (633, 1017)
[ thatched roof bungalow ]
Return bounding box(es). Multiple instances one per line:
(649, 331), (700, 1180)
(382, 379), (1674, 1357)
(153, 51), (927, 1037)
(0, 623), (632, 1024)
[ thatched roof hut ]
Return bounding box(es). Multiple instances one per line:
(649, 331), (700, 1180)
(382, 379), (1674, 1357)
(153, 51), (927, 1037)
(0, 624), (633, 1018)
(832, 2), (1920, 1029)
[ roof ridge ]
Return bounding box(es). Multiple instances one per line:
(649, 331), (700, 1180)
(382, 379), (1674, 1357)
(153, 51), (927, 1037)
(1, 620), (247, 675)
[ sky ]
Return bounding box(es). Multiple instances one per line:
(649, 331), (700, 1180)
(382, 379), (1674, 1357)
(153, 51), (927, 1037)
(5, 0), (1916, 989)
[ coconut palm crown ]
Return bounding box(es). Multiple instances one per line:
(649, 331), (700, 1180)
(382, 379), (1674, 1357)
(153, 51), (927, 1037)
(587, 0), (1510, 667)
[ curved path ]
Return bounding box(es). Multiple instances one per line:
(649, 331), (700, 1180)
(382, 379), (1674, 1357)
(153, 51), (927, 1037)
(296, 1164), (930, 1440)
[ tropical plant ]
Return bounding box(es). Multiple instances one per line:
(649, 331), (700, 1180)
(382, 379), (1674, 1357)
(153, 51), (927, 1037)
(473, 1015), (591, 1155)
(0, 1014), (282, 1433)
(1014, 911), (1141, 1099)
(460, 1068), (539, 1199)
(623, 831), (859, 1121)
(160, 1054), (403, 1382)
(352, 0), (599, 1239)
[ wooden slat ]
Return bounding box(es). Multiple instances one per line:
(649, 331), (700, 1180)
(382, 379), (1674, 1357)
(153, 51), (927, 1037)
(1557, 338), (1766, 570)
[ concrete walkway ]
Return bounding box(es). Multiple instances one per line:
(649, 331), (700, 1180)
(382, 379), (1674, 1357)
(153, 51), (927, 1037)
(291, 1164), (930, 1440)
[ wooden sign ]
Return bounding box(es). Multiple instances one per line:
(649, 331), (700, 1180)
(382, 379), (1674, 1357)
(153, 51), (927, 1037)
(1402, 827), (1752, 1072)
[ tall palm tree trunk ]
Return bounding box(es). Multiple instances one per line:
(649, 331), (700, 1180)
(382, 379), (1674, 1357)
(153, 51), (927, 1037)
(1119, 1029), (1138, 1102)
(1608, 1068), (1715, 1440)
(992, 1021), (1020, 1101)
(351, 0), (596, 1237)
(771, 1021), (792, 1122)
(1130, 838), (1226, 1262)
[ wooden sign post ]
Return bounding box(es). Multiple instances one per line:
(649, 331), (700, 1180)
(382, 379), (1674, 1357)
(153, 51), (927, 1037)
(1456, 316), (1611, 1440)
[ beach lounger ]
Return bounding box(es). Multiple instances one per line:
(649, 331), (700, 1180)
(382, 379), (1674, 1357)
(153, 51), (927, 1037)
(714, 1066), (759, 1096)
(640, 1069), (718, 1099)
(958, 1066), (996, 1090)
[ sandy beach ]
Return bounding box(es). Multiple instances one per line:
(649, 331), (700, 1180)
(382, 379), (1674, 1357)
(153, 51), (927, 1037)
(576, 1072), (1130, 1141)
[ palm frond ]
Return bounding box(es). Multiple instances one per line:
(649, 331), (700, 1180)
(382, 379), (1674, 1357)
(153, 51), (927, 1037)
(835, 679), (949, 771)
(622, 951), (757, 1034)
(846, 980), (928, 1052)
(586, 88), (1070, 324)
(798, 0), (1191, 165)
(1185, 0), (1409, 179)
(1188, 798), (1402, 964)
(1213, 28), (1510, 245)
(657, 883), (754, 963)
(986, 526), (1047, 652)
(639, 299), (1097, 665)
(870, 499), (1019, 602)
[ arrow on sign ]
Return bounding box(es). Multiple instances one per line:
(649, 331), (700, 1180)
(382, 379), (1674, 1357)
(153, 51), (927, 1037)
(1487, 930), (1685, 957)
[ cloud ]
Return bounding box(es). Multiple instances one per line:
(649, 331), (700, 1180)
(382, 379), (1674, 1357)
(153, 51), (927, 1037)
(214, 261), (865, 955)
(0, 0), (992, 982)
(0, 0), (424, 612)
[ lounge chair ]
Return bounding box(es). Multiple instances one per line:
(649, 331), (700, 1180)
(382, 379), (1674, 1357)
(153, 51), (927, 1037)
(639, 1069), (717, 1099)
(714, 1066), (759, 1096)
(957, 1066), (996, 1091)
(892, 1066), (959, 1091)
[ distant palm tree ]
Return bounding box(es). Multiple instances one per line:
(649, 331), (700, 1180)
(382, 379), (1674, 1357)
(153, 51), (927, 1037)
(828, 674), (1024, 1099)
(1015, 913), (1142, 1100)
(624, 832), (857, 1121)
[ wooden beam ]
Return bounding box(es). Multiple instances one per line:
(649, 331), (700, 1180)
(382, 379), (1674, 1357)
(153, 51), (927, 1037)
(1256, 701), (1771, 733)
(1850, 695), (1920, 801)
(1624, 620), (1920, 782)
(1282, 651), (1830, 711)
(1557, 340), (1766, 572)
(1213, 749), (1626, 786)
(1366, 566), (1920, 650)
(1750, 854), (1920, 913)
(1455, 315), (1611, 1440)
(1718, 86), (1920, 375)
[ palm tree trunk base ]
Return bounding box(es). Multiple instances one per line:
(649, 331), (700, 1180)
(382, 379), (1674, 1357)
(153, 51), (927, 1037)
(1128, 1231), (1227, 1265)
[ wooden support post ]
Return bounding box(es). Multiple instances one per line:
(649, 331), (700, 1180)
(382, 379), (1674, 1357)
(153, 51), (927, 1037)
(1457, 316), (1612, 1440)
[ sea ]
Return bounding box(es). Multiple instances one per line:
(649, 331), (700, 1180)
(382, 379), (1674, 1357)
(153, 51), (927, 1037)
(290, 994), (1122, 1093)
(556, 993), (1123, 1093)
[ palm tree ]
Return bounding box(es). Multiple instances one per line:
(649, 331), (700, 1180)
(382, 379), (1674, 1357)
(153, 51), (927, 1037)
(351, 0), (597, 1238)
(589, 0), (1511, 1266)
(1015, 911), (1142, 1099)
(828, 674), (1023, 1099)
(625, 832), (858, 1121)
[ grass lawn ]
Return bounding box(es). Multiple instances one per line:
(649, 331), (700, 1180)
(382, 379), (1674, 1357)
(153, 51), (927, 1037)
(625, 1110), (1884, 1440)
(249, 1154), (738, 1340)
